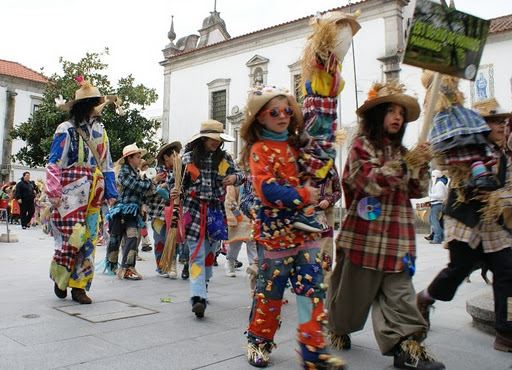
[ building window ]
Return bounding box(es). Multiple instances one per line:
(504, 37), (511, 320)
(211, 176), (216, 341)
(30, 95), (43, 116)
(207, 78), (230, 128)
(211, 90), (227, 126)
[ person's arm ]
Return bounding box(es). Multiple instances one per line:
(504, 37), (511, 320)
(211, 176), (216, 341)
(99, 129), (118, 202)
(250, 143), (313, 209)
(319, 170), (342, 207)
(343, 137), (408, 197)
(118, 165), (152, 194)
(45, 125), (70, 203)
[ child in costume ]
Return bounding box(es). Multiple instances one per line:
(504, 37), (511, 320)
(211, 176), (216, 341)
(138, 159), (153, 253)
(327, 81), (445, 370)
(425, 71), (499, 191)
(176, 120), (243, 318)
(106, 143), (166, 280)
(48, 77), (119, 304)
(145, 141), (185, 279)
(241, 87), (345, 369)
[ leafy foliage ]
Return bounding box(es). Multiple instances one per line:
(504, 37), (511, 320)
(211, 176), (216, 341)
(11, 49), (161, 167)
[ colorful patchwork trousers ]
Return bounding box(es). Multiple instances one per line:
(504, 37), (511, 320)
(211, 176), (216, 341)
(151, 218), (166, 272)
(247, 240), (331, 362)
(107, 214), (141, 268)
(186, 238), (220, 302)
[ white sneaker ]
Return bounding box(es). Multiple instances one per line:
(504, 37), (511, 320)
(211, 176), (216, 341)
(157, 271), (169, 278)
(169, 259), (178, 279)
(226, 260), (236, 277)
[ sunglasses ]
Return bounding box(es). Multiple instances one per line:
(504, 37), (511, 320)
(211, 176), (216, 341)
(260, 106), (294, 118)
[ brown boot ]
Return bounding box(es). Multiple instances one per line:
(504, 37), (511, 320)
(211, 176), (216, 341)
(71, 288), (92, 304)
(494, 331), (512, 352)
(416, 290), (435, 329)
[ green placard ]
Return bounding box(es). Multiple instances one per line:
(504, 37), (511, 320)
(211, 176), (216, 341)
(403, 0), (490, 80)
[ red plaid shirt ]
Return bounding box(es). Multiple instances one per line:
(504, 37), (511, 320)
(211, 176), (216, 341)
(337, 136), (429, 272)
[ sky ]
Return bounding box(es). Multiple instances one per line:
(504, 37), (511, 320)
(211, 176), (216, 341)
(2, 0), (512, 117)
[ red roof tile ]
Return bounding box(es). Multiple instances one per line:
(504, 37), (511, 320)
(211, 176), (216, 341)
(490, 14), (512, 34)
(0, 59), (47, 84)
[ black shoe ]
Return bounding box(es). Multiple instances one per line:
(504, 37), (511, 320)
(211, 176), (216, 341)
(181, 263), (189, 280)
(393, 340), (445, 369)
(424, 234), (433, 241)
(469, 174), (501, 191)
(141, 245), (152, 252)
(54, 283), (67, 299)
(235, 260), (243, 269)
(191, 296), (206, 318)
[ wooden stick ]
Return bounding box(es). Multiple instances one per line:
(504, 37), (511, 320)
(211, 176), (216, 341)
(419, 72), (441, 143)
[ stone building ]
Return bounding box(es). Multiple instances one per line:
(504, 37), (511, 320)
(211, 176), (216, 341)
(160, 0), (512, 165)
(0, 60), (47, 182)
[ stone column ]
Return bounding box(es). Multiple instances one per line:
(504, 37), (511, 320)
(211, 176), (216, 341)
(162, 70), (171, 142)
(2, 89), (17, 183)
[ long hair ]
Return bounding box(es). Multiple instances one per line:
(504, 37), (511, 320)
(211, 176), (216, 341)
(240, 96), (302, 168)
(69, 97), (102, 126)
(358, 102), (406, 154)
(184, 138), (225, 170)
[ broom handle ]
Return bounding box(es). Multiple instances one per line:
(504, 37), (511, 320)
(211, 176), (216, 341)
(419, 72), (441, 144)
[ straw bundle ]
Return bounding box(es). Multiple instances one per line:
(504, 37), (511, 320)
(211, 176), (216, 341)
(159, 154), (183, 273)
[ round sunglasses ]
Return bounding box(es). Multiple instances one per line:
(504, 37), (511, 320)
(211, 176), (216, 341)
(260, 106), (294, 118)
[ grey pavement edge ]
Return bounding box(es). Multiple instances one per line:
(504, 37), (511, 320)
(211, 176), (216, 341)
(0, 224), (510, 370)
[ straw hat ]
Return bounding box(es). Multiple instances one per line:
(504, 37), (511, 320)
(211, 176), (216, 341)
(187, 120), (235, 144)
(117, 143), (147, 165)
(55, 76), (123, 115)
(356, 81), (420, 123)
(156, 141), (182, 165)
(240, 86), (303, 138)
(473, 98), (512, 121)
(317, 9), (361, 36)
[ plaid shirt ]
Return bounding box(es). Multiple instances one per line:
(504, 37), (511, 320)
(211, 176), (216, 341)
(337, 136), (429, 272)
(430, 105), (489, 144)
(146, 165), (171, 221)
(116, 164), (152, 210)
(444, 147), (512, 253)
(179, 150), (244, 243)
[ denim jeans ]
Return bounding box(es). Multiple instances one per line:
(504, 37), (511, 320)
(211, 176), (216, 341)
(429, 203), (444, 243)
(186, 238), (220, 301)
(226, 240), (257, 265)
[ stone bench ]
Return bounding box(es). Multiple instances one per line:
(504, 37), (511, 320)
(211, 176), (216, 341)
(466, 290), (495, 335)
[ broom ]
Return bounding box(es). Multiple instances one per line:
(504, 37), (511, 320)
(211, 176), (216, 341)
(159, 154), (183, 273)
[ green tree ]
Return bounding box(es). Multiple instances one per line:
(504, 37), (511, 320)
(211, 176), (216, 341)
(11, 49), (161, 167)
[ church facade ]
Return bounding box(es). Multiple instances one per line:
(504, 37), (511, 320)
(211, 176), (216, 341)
(160, 0), (512, 164)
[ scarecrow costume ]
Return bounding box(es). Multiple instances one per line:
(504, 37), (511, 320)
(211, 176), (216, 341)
(145, 141), (183, 277)
(242, 87), (345, 369)
(178, 120), (244, 317)
(417, 102), (512, 353)
(424, 71), (499, 192)
(327, 82), (445, 370)
(47, 77), (120, 304)
(106, 144), (154, 280)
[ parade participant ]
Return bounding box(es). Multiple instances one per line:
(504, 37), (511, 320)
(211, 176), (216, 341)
(15, 171), (36, 229)
(47, 77), (119, 304)
(177, 120), (243, 318)
(241, 86), (344, 369)
(224, 184), (257, 278)
(327, 81), (445, 370)
(139, 159), (153, 252)
(146, 141), (183, 278)
(427, 170), (448, 244)
(417, 103), (512, 352)
(106, 143), (165, 280)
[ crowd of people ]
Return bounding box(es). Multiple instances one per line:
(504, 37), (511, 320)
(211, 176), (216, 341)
(6, 11), (506, 369)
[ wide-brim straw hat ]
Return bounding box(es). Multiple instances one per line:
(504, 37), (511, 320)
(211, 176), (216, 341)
(240, 86), (303, 138)
(156, 141), (183, 165)
(56, 77), (123, 115)
(187, 120), (235, 144)
(473, 98), (512, 121)
(356, 81), (420, 123)
(317, 9), (361, 36)
(117, 143), (147, 165)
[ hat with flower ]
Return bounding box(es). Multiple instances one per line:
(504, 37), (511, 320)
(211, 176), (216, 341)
(356, 81), (420, 123)
(55, 76), (124, 115)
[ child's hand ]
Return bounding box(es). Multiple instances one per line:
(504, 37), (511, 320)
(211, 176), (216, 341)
(222, 175), (237, 186)
(170, 188), (180, 200)
(304, 185), (319, 204)
(318, 200), (330, 209)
